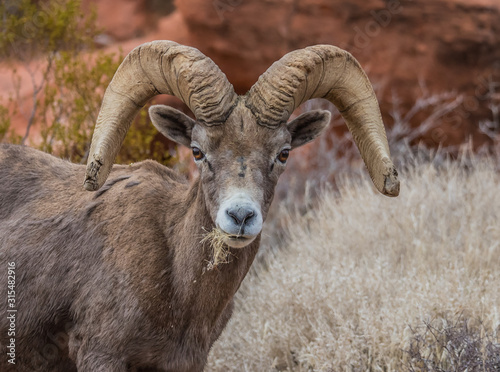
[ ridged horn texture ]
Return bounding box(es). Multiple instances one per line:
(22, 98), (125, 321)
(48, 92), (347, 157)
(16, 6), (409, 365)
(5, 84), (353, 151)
(84, 40), (237, 191)
(246, 45), (399, 197)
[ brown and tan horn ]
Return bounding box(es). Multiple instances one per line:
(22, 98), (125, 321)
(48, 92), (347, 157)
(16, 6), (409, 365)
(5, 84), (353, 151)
(246, 45), (399, 197)
(84, 40), (237, 191)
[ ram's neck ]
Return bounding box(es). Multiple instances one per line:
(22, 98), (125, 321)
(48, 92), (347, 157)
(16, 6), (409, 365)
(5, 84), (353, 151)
(169, 177), (260, 330)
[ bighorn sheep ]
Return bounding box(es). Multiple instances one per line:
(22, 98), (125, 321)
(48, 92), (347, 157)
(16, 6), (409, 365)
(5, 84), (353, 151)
(0, 40), (399, 371)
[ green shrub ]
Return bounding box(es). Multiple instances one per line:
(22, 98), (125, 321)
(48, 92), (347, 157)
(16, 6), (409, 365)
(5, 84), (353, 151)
(0, 0), (179, 168)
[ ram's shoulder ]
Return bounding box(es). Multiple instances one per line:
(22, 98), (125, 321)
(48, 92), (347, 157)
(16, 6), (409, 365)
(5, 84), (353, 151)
(113, 159), (188, 186)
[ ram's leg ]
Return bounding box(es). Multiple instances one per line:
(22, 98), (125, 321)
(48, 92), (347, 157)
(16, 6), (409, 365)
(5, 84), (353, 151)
(162, 365), (204, 372)
(74, 350), (127, 372)
(71, 341), (127, 372)
(184, 366), (205, 372)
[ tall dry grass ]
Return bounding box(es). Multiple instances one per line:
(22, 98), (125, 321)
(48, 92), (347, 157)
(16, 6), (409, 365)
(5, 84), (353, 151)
(207, 157), (500, 371)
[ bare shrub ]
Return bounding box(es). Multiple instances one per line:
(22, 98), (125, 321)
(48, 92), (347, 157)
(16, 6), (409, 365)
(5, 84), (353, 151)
(406, 316), (500, 372)
(275, 88), (466, 210)
(478, 75), (500, 141)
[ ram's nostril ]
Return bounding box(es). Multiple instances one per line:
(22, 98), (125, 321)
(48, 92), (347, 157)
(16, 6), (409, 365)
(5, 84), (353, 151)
(227, 210), (240, 225)
(243, 211), (254, 224)
(226, 208), (255, 226)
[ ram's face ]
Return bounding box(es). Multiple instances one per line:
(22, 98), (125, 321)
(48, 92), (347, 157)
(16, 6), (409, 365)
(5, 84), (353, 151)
(150, 101), (330, 248)
(84, 42), (399, 247)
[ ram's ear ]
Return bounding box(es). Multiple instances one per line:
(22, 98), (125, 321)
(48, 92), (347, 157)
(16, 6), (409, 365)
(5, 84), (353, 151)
(149, 105), (197, 148)
(287, 110), (331, 149)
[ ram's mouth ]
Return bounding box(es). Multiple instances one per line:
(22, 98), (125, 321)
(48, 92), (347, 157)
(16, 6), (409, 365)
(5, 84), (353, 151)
(228, 234), (247, 240)
(225, 234), (256, 248)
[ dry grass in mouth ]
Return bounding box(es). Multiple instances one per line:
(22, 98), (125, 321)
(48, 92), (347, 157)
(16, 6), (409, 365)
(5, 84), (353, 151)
(201, 227), (233, 269)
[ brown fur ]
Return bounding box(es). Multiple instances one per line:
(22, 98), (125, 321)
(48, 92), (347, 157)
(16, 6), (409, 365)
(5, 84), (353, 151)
(0, 142), (261, 371)
(0, 101), (331, 371)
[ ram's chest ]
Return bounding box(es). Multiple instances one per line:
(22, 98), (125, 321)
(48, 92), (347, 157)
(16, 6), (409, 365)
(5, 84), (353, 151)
(80, 274), (234, 371)
(135, 298), (235, 370)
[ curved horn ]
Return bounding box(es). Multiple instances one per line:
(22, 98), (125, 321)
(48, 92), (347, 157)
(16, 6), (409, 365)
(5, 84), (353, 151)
(246, 45), (399, 197)
(84, 40), (237, 191)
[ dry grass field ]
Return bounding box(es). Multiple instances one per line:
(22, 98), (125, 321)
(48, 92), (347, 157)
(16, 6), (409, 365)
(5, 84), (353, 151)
(207, 156), (500, 371)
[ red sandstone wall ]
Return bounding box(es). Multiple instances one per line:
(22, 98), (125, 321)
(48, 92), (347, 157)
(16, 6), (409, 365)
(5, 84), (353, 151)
(3, 0), (499, 149)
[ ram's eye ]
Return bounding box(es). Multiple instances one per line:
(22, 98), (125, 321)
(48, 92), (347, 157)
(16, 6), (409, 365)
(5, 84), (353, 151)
(277, 149), (290, 164)
(192, 147), (205, 161)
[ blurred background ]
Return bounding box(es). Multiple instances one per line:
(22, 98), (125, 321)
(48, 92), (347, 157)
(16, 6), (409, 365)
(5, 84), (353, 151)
(1, 0), (499, 195)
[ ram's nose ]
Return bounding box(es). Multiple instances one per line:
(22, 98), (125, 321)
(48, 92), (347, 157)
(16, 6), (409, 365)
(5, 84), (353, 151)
(220, 203), (261, 237)
(226, 207), (256, 226)
(216, 194), (263, 248)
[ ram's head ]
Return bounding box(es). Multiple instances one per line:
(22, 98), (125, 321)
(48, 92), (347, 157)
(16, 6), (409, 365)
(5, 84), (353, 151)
(84, 41), (399, 248)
